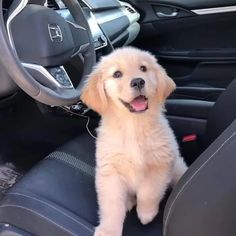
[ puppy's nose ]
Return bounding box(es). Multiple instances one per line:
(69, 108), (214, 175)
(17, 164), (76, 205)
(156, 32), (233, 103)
(130, 78), (145, 90)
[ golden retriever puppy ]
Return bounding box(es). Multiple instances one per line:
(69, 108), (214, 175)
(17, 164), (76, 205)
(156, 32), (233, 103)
(81, 47), (187, 236)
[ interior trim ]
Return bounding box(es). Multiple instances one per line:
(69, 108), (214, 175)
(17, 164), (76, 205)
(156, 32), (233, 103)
(81, 0), (92, 9)
(6, 0), (28, 50)
(22, 63), (74, 89)
(95, 10), (124, 25)
(192, 6), (236, 15)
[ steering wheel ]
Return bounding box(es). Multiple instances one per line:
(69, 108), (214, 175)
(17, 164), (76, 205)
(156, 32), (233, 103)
(0, 0), (96, 105)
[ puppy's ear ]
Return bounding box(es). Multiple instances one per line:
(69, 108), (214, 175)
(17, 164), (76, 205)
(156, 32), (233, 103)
(155, 64), (176, 102)
(81, 68), (107, 115)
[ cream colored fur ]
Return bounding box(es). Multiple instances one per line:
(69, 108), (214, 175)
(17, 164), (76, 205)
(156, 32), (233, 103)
(81, 47), (187, 236)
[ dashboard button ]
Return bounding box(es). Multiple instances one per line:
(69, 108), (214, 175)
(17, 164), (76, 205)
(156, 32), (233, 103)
(48, 67), (72, 87)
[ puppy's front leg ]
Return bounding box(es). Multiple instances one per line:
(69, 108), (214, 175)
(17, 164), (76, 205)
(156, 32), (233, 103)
(95, 171), (127, 236)
(136, 168), (170, 225)
(171, 156), (188, 186)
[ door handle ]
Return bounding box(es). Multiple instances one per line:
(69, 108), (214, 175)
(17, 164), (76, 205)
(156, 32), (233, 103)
(156, 10), (178, 18)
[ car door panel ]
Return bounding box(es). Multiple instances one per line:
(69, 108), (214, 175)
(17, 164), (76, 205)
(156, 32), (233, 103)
(131, 1), (236, 91)
(166, 61), (236, 88)
(172, 87), (224, 101)
(129, 0), (236, 148)
(130, 0), (236, 11)
(166, 99), (214, 119)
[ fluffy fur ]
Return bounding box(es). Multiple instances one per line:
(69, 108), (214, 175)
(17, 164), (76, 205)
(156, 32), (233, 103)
(81, 47), (187, 236)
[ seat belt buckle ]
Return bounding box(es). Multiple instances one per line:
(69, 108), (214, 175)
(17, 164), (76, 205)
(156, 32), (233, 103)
(182, 134), (198, 143)
(181, 134), (199, 165)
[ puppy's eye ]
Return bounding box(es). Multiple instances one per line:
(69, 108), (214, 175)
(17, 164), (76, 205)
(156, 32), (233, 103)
(140, 65), (147, 72)
(113, 70), (122, 78)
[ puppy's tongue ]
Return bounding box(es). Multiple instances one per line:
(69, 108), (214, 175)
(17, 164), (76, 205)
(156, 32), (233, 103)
(130, 96), (148, 112)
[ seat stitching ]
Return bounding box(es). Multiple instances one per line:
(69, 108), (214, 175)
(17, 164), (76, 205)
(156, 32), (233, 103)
(164, 131), (236, 235)
(46, 151), (95, 177)
(51, 158), (85, 171)
(50, 158), (94, 178)
(5, 192), (94, 233)
(0, 204), (77, 235)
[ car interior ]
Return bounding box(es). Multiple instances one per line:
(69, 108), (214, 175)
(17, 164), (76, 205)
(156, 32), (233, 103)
(0, 0), (236, 235)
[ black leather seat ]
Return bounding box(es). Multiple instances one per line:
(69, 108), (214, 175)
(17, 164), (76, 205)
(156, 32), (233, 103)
(0, 134), (97, 235)
(1, 80), (236, 236)
(0, 133), (165, 235)
(1, 120), (236, 236)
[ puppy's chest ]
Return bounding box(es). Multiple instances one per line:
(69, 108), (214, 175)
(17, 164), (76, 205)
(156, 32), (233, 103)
(98, 124), (173, 167)
(126, 133), (170, 163)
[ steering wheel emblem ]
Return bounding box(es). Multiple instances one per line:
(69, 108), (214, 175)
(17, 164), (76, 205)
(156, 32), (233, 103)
(48, 24), (63, 42)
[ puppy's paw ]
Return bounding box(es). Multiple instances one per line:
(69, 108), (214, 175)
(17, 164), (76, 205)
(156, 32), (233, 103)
(94, 227), (111, 236)
(94, 226), (119, 236)
(137, 206), (158, 225)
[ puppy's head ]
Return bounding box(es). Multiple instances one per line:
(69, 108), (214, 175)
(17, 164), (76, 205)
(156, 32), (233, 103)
(81, 47), (175, 115)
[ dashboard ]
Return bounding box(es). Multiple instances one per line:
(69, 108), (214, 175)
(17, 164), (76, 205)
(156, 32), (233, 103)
(46, 0), (140, 50)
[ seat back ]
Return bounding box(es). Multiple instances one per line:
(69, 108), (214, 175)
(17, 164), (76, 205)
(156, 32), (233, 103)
(164, 119), (236, 236)
(204, 79), (236, 148)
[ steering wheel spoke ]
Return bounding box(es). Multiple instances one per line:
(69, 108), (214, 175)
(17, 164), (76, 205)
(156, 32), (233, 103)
(71, 42), (90, 57)
(22, 63), (74, 90)
(67, 21), (91, 56)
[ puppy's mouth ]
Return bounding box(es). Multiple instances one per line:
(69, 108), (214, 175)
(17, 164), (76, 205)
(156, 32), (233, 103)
(120, 95), (148, 113)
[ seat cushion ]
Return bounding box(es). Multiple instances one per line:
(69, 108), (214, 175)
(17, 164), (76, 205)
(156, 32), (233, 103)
(0, 133), (164, 236)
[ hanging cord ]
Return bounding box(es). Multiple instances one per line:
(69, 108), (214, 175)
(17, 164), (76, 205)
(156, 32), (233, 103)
(59, 106), (97, 139)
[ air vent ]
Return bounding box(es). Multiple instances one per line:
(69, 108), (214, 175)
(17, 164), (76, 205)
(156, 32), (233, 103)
(125, 5), (136, 14)
(46, 0), (59, 10)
